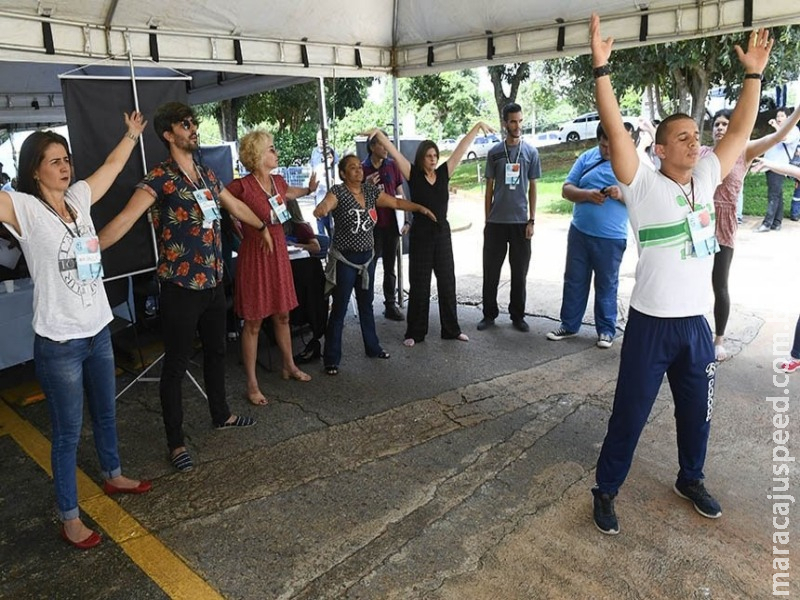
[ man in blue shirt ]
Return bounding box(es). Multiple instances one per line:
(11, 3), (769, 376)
(477, 103), (541, 332)
(547, 123), (628, 348)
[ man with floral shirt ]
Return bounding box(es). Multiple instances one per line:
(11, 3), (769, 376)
(100, 102), (273, 473)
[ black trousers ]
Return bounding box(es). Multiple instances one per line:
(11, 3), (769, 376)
(481, 222), (531, 322)
(290, 257), (328, 340)
(404, 225), (461, 342)
(159, 281), (231, 451)
(763, 171), (787, 228)
(373, 226), (400, 306)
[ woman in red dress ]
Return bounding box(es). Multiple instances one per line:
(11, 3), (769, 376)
(226, 130), (318, 404)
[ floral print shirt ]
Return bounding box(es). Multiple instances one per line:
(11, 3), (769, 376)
(138, 158), (224, 289)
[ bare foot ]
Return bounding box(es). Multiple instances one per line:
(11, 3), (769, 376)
(403, 338), (415, 347)
(245, 390), (268, 405)
(457, 333), (469, 342)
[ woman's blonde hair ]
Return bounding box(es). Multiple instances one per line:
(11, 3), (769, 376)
(238, 129), (274, 172)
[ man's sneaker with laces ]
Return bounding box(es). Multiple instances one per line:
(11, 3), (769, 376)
(547, 327), (577, 341)
(591, 488), (619, 535)
(673, 480), (722, 519)
(780, 358), (800, 373)
(597, 334), (613, 349)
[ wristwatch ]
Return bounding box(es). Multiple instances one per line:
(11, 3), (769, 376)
(257, 221), (267, 232)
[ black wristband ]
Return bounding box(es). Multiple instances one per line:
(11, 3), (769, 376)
(744, 73), (762, 81)
(258, 221), (267, 232)
(593, 64), (611, 79)
(527, 219), (535, 225)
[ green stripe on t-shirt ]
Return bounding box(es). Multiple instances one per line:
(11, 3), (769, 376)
(638, 219), (690, 247)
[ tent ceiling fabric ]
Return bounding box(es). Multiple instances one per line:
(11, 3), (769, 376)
(1, 0), (799, 79)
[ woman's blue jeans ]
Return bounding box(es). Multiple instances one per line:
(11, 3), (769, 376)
(34, 327), (121, 521)
(323, 250), (382, 366)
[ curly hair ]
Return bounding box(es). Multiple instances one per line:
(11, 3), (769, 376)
(238, 129), (274, 172)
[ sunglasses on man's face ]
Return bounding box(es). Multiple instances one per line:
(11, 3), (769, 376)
(179, 118), (198, 130)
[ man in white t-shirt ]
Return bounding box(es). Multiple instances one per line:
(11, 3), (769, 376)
(588, 14), (773, 535)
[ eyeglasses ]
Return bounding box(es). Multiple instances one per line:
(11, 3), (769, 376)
(179, 118), (198, 130)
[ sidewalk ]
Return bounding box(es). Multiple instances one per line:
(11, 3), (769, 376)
(0, 192), (796, 599)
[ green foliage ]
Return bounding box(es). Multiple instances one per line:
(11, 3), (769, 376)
(406, 71), (482, 137)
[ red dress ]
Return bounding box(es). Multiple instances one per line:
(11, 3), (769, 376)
(226, 174), (298, 320)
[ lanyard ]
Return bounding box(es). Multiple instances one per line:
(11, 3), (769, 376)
(39, 198), (80, 238)
(662, 172), (696, 211)
(254, 173), (276, 199)
(178, 162), (208, 191)
(503, 141), (521, 166)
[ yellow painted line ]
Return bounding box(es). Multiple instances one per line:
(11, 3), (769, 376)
(0, 400), (223, 600)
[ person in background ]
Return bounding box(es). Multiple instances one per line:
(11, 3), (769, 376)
(478, 103), (540, 333)
(756, 106), (800, 232)
(313, 155), (436, 375)
(226, 129), (318, 405)
(547, 123), (628, 349)
(0, 113), (151, 550)
(588, 13), (771, 535)
(313, 145), (338, 237)
(366, 122), (494, 347)
(701, 102), (800, 361)
(99, 102), (267, 473)
(362, 130), (408, 322)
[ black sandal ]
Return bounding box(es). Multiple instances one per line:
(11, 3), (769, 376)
(325, 365), (339, 376)
(294, 339), (321, 364)
(377, 351), (390, 359)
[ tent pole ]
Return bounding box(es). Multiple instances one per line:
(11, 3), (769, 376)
(316, 77), (331, 192)
(392, 75), (404, 308)
(126, 43), (160, 270)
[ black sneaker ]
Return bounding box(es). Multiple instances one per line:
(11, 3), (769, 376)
(512, 318), (530, 332)
(477, 317), (495, 331)
(592, 488), (619, 535)
(384, 304), (405, 321)
(673, 480), (722, 519)
(547, 327), (577, 341)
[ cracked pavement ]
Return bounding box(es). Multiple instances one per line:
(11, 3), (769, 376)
(1, 199), (797, 599)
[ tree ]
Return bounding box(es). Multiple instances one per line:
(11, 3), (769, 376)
(487, 63), (531, 125)
(406, 70), (481, 137)
(546, 26), (800, 131)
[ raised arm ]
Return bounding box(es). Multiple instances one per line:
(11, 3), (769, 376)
(590, 13), (638, 185)
(98, 188), (155, 250)
(376, 191), (437, 223)
(745, 100), (800, 162)
(85, 112), (147, 204)
(751, 157), (800, 179)
(714, 28), (773, 178)
(364, 129), (411, 180)
(0, 192), (20, 236)
(313, 191), (338, 218)
(447, 121), (494, 176)
(286, 171), (319, 200)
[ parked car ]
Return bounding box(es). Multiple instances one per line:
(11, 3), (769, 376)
(438, 138), (457, 152)
(524, 131), (561, 147)
(558, 112), (638, 142)
(465, 134), (501, 160)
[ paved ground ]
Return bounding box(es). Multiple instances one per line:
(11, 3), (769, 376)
(0, 190), (797, 599)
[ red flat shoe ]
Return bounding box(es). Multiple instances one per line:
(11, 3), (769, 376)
(102, 480), (153, 495)
(60, 525), (102, 550)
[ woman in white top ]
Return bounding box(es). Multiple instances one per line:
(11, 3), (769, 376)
(0, 112), (151, 550)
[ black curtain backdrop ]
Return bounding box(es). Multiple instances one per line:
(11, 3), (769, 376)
(62, 78), (187, 279)
(198, 144), (234, 186)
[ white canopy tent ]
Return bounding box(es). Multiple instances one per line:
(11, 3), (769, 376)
(0, 0), (799, 126)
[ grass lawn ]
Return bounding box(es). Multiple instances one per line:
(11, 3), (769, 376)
(447, 142), (795, 218)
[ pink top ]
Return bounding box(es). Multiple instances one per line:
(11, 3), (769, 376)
(700, 146), (745, 248)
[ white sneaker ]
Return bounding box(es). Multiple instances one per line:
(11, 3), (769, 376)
(597, 334), (613, 349)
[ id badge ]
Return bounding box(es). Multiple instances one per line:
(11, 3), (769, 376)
(685, 208), (719, 259)
(193, 189), (220, 228)
(268, 193), (290, 224)
(505, 163), (520, 189)
(73, 235), (103, 281)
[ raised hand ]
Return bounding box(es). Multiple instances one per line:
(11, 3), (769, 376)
(734, 28), (773, 75)
(590, 13), (614, 67)
(124, 111), (147, 138)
